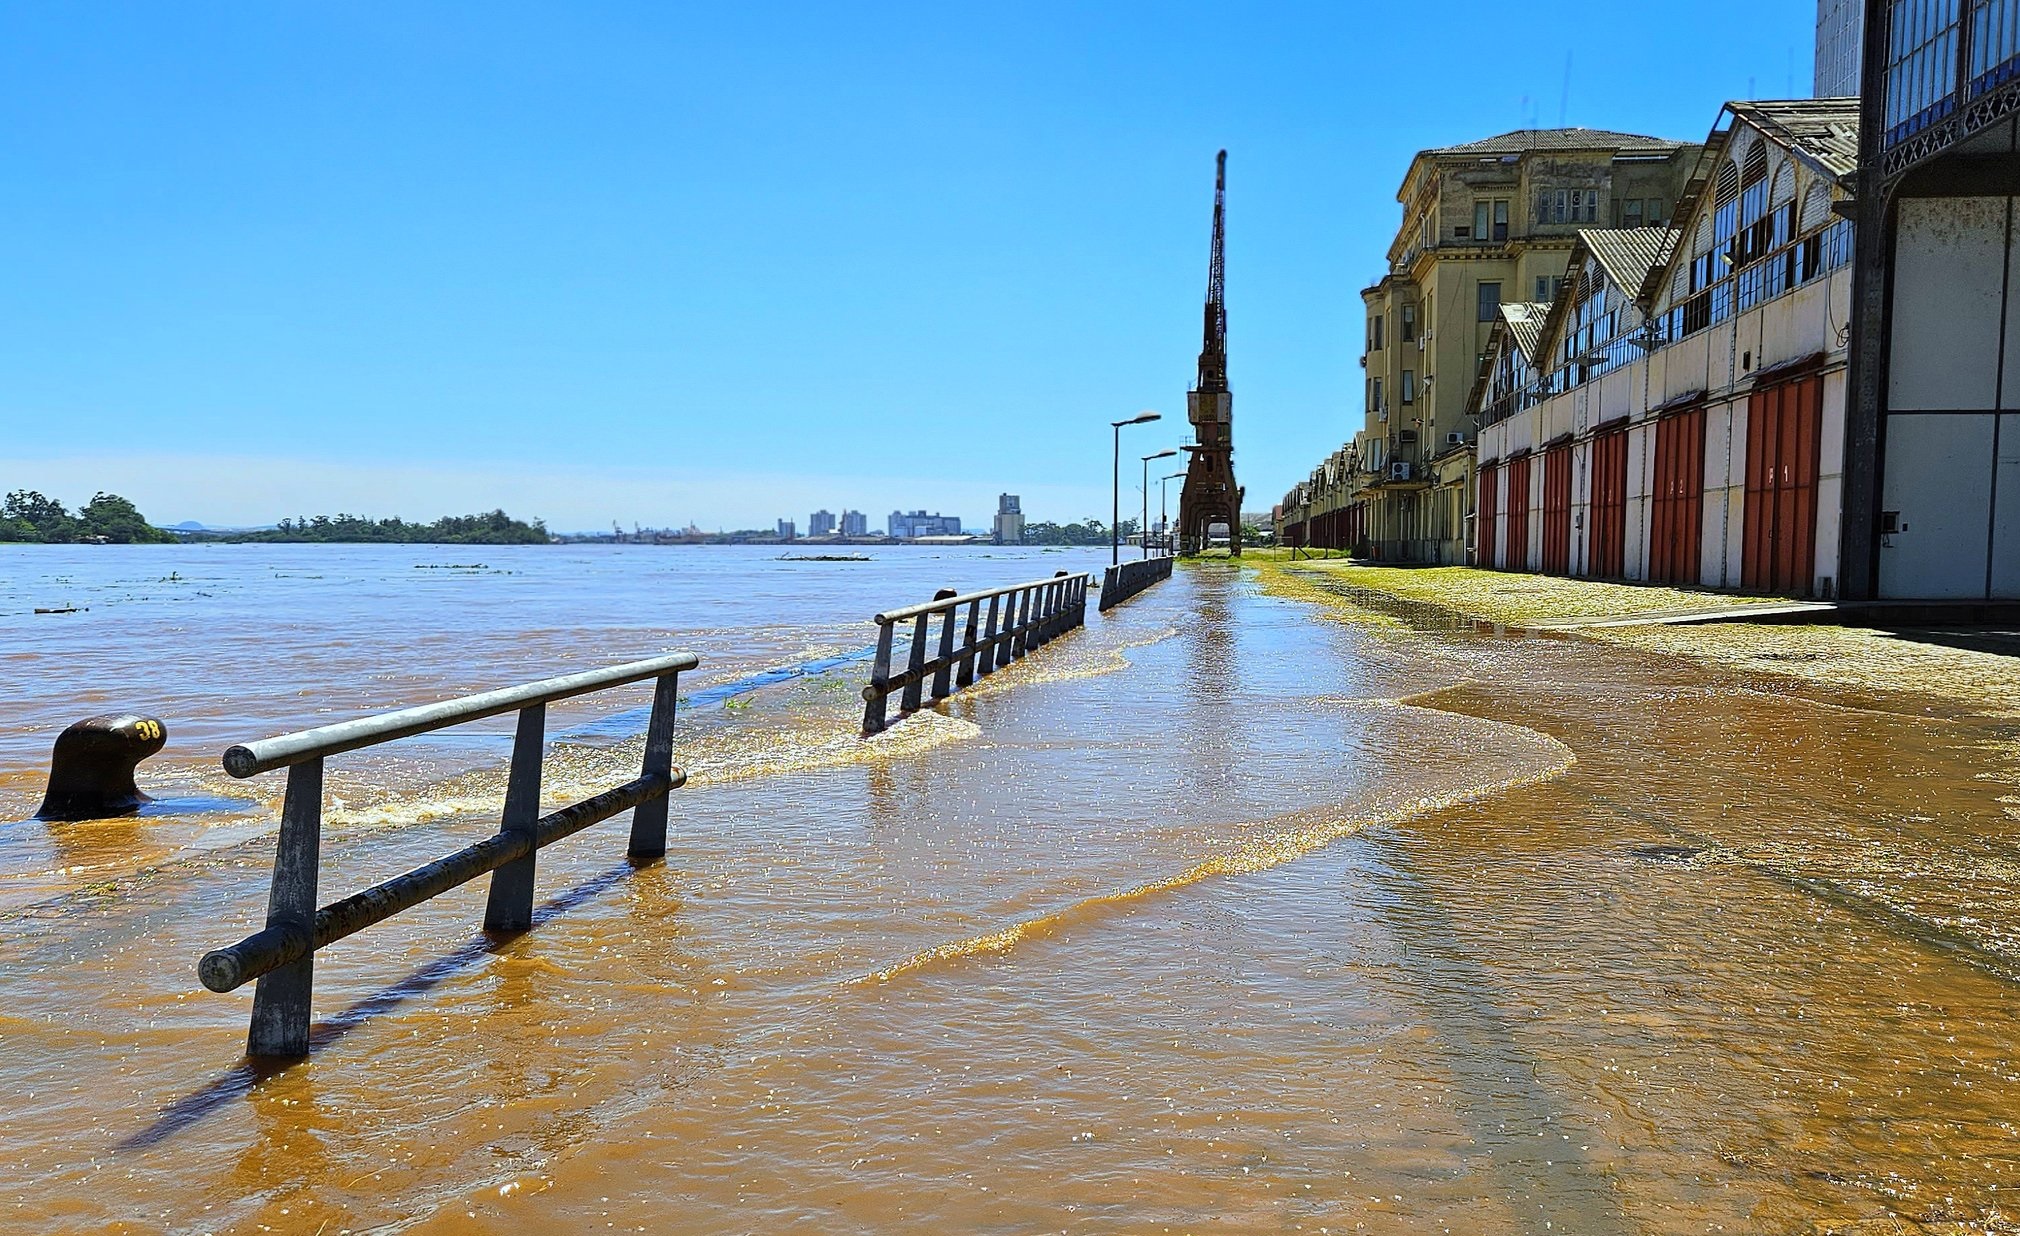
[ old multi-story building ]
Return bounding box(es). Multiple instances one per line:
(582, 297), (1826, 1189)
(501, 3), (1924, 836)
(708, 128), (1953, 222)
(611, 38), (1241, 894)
(1471, 99), (1860, 594)
(1284, 128), (1700, 561)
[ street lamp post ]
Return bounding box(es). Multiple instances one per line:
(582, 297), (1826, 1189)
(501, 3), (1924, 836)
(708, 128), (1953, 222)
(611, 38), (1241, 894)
(1160, 470), (1185, 554)
(1110, 412), (1161, 566)
(1141, 449), (1177, 558)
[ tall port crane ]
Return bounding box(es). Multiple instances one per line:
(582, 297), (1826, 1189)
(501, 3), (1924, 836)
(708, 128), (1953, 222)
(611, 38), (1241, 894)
(1176, 150), (1242, 556)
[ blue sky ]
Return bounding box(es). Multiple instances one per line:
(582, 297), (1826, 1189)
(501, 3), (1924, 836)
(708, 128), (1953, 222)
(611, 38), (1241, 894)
(0, 2), (1817, 532)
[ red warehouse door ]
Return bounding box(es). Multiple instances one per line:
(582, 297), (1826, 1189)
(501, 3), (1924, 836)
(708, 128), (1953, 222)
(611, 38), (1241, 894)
(1477, 465), (1498, 568)
(1587, 426), (1629, 577)
(1541, 443), (1573, 575)
(1743, 375), (1823, 595)
(1649, 408), (1705, 585)
(1502, 455), (1532, 572)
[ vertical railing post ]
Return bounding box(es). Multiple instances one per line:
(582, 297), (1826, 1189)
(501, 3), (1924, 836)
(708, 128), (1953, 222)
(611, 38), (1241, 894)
(863, 621), (895, 735)
(628, 671), (680, 859)
(246, 757), (324, 1059)
(930, 590), (958, 700)
(900, 608), (932, 714)
(484, 703), (547, 931)
(1013, 587), (1033, 658)
(956, 598), (981, 688)
(983, 594), (1004, 674)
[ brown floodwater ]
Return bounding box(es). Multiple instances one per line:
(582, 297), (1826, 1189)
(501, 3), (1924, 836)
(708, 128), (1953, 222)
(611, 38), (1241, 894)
(2, 545), (2018, 1234)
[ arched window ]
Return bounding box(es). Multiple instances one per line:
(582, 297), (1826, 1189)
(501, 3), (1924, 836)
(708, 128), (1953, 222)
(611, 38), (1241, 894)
(1800, 181), (1833, 231)
(1733, 143), (1783, 268)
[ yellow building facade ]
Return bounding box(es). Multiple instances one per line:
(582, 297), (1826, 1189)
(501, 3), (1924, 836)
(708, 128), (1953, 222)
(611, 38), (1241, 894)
(1285, 128), (1701, 562)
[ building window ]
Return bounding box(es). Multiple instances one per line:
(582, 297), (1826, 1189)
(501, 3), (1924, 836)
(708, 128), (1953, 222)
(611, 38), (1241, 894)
(1554, 189), (1569, 223)
(1455, 224), (1472, 239)
(1623, 198), (1644, 227)
(1646, 198), (1664, 226)
(1372, 377), (1384, 414)
(1402, 370), (1417, 403)
(1370, 312), (1384, 351)
(1474, 200), (1490, 240)
(1477, 281), (1501, 322)
(1493, 199), (1509, 241)
(1401, 304), (1417, 342)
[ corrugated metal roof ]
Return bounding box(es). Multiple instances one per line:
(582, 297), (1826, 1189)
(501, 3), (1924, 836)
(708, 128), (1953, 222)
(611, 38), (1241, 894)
(1579, 227), (1680, 300)
(1500, 302), (1550, 362)
(1428, 127), (1686, 157)
(1724, 98), (1861, 178)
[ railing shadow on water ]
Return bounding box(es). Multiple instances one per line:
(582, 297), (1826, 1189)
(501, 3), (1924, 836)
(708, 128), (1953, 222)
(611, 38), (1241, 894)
(119, 861), (634, 1153)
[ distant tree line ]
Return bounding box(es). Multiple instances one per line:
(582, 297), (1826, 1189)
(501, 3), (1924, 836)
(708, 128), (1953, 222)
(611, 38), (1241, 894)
(0, 490), (174, 544)
(193, 510), (550, 544)
(1021, 518), (1138, 546)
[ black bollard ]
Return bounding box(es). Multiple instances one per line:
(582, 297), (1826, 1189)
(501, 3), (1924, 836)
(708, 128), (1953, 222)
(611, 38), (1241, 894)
(35, 714), (168, 821)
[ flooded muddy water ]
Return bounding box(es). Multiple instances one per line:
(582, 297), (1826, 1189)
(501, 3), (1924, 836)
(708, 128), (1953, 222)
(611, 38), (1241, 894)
(2, 547), (2017, 1233)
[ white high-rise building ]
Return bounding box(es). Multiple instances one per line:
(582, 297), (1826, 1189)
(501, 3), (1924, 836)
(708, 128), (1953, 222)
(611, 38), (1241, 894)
(808, 509), (836, 536)
(1815, 0), (1864, 96)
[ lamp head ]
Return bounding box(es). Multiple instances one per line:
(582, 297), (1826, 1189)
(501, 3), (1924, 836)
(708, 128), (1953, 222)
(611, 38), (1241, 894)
(1112, 410), (1162, 427)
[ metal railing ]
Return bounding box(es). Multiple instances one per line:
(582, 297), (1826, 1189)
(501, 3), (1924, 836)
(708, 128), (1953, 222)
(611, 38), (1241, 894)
(199, 652), (698, 1058)
(860, 571), (1089, 735)
(1099, 556), (1174, 611)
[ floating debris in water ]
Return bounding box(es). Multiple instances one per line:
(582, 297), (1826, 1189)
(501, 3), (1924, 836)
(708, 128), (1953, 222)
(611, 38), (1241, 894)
(1630, 843), (1703, 863)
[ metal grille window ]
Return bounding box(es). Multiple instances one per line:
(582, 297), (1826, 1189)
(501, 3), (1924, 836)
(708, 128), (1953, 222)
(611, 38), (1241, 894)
(1971, 0), (2020, 93)
(1884, 0), (1963, 141)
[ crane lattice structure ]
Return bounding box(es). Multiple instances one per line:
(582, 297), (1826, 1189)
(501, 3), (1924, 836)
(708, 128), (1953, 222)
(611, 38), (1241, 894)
(1176, 150), (1241, 556)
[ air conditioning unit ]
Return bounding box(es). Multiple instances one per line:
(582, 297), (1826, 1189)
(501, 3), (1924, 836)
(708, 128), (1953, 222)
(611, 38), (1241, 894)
(1446, 432), (1466, 446)
(1388, 461), (1413, 481)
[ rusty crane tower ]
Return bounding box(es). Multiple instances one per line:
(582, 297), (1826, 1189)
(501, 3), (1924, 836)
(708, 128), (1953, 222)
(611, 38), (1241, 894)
(1176, 150), (1241, 556)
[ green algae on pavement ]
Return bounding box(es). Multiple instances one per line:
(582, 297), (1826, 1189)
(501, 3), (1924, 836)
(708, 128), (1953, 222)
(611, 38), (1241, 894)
(1262, 557), (1796, 626)
(1252, 554), (2020, 721)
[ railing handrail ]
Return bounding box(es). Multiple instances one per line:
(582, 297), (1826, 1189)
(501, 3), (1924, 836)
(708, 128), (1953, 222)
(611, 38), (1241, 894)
(873, 574), (1091, 625)
(861, 571), (1090, 735)
(201, 652), (697, 1059)
(221, 652), (701, 778)
(1099, 555), (1174, 611)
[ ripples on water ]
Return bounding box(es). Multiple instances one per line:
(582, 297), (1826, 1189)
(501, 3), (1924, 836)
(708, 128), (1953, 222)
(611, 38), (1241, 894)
(2, 545), (2019, 1233)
